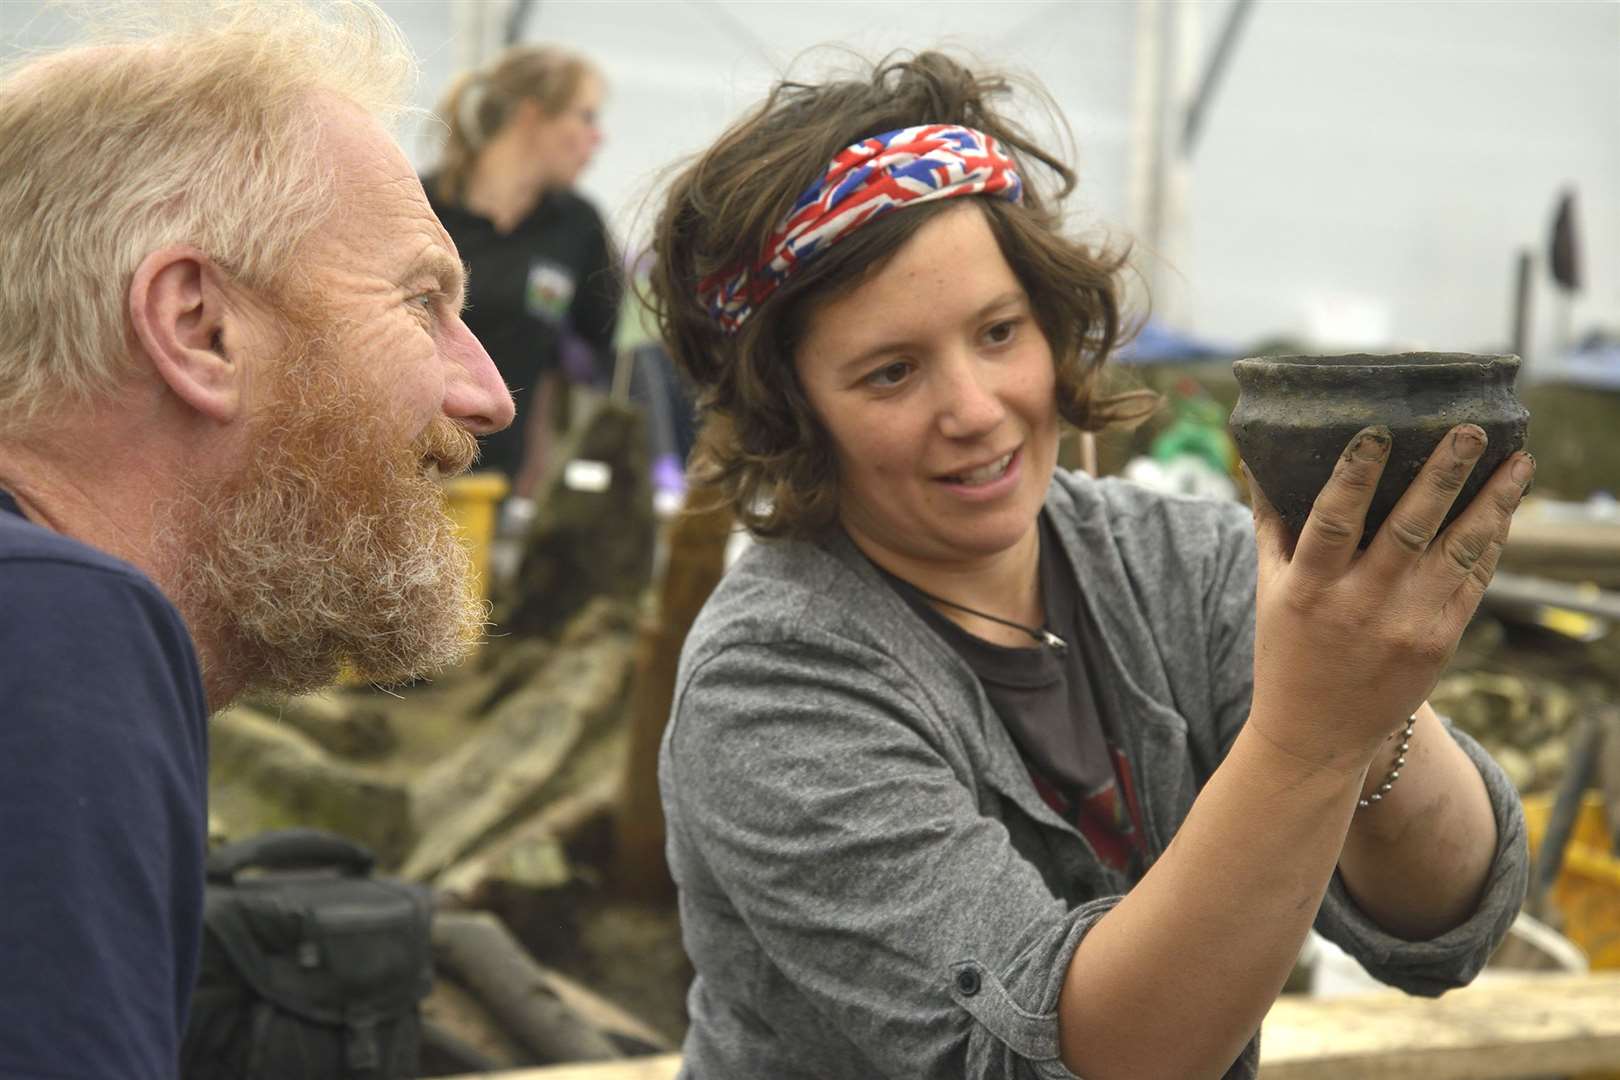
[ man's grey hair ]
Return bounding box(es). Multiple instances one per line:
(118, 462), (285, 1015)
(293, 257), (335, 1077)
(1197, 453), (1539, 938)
(0, 1), (417, 431)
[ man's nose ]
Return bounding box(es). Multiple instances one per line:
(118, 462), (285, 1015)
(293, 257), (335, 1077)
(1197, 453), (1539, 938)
(441, 317), (515, 435)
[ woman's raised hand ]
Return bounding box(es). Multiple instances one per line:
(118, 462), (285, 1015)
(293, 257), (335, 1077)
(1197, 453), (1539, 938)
(1244, 424), (1534, 772)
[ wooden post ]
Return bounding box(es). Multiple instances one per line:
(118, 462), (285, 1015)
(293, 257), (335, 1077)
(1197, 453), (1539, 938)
(1078, 431), (1099, 477)
(612, 498), (735, 900)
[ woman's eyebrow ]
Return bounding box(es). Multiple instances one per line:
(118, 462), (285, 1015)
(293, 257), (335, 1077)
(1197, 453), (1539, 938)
(834, 289), (1028, 375)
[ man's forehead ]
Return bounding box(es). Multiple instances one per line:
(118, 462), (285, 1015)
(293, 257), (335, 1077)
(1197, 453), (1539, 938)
(312, 94), (418, 205)
(307, 92), (459, 280)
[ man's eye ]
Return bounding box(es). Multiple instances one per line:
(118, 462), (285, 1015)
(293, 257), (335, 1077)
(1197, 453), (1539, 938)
(865, 361), (913, 389)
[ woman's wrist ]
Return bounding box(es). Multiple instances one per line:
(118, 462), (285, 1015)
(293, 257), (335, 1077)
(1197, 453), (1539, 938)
(1346, 704), (1462, 843)
(1233, 710), (1375, 806)
(1357, 714), (1416, 808)
(1243, 696), (1389, 781)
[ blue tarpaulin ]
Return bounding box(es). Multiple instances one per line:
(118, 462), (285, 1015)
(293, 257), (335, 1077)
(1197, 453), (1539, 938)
(1114, 319), (1236, 364)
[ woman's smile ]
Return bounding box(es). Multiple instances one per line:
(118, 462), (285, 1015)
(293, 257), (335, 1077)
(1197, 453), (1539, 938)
(936, 446), (1022, 497)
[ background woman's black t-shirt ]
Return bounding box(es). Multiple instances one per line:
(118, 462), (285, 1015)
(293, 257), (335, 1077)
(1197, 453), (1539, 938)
(424, 179), (621, 476)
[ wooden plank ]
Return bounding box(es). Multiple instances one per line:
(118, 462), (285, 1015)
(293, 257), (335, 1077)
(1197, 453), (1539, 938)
(1257, 973), (1620, 1080)
(441, 974), (1620, 1080)
(437, 1055), (681, 1080)
(1502, 514), (1620, 588)
(1507, 516), (1620, 559)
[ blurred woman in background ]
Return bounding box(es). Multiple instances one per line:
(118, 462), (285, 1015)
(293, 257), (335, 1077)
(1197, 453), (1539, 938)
(427, 44), (620, 529)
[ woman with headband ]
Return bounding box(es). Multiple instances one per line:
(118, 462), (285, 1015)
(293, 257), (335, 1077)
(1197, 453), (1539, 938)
(647, 53), (1530, 1079)
(426, 45), (619, 522)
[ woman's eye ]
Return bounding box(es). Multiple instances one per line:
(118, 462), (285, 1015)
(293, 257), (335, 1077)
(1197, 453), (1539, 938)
(984, 318), (1021, 346)
(865, 361), (913, 389)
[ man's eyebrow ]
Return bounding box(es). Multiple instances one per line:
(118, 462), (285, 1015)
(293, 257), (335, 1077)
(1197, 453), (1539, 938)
(404, 248), (467, 305)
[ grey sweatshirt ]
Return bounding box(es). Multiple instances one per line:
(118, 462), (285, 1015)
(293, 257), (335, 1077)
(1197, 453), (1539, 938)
(661, 471), (1528, 1079)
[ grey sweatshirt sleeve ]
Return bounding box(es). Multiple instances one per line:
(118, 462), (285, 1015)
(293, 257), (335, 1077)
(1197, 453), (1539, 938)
(1201, 496), (1261, 761)
(666, 632), (1099, 1080)
(1314, 720), (1530, 993)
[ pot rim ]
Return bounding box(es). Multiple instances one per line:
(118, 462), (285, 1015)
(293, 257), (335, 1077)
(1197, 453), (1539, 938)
(1234, 351), (1519, 373)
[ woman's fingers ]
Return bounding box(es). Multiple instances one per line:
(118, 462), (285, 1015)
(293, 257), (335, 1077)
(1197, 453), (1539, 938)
(1243, 462), (1291, 575)
(1443, 513), (1510, 631)
(1433, 451), (1534, 613)
(1366, 425), (1487, 569)
(1244, 459), (1296, 586)
(1291, 426), (1390, 580)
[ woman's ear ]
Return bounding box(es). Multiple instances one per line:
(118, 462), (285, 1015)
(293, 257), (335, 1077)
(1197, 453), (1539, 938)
(510, 96), (548, 128)
(128, 244), (246, 424)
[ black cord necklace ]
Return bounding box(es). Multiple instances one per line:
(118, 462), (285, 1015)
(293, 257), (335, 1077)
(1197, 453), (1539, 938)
(905, 583), (1068, 653)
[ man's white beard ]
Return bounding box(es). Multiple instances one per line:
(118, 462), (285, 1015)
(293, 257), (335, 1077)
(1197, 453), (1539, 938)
(167, 339), (488, 700)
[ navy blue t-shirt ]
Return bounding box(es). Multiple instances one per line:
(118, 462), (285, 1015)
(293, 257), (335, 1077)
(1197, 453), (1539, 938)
(0, 492), (208, 1078)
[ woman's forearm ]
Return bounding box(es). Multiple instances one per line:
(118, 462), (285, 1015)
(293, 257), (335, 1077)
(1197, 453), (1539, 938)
(1056, 717), (1370, 1079)
(1337, 702), (1498, 939)
(1054, 430), (1528, 1078)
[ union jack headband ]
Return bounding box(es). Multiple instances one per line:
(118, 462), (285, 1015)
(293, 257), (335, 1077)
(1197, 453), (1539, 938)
(696, 124), (1024, 335)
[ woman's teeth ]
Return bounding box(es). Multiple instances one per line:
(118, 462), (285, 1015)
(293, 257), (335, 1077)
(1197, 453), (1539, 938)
(950, 452), (1013, 485)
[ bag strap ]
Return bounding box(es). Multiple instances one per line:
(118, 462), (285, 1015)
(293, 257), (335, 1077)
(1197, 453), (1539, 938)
(206, 828), (375, 883)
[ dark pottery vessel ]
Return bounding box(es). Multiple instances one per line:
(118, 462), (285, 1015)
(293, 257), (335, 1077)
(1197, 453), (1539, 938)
(1228, 353), (1529, 546)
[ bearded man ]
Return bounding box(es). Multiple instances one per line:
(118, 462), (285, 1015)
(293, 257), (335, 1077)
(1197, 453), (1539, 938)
(0, 3), (514, 1075)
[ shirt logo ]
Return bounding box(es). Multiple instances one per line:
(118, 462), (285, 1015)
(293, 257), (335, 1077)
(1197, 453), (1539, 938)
(525, 260), (576, 324)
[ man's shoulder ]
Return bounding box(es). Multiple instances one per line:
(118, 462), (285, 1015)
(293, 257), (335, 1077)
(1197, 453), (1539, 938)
(0, 514), (207, 1079)
(0, 512), (200, 692)
(0, 508), (172, 606)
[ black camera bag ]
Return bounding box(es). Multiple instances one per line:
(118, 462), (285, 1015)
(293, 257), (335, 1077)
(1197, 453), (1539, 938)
(181, 828), (434, 1079)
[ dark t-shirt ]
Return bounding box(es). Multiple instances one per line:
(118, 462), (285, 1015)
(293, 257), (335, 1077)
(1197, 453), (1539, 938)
(424, 178), (621, 477)
(882, 513), (1147, 874)
(0, 492), (209, 1079)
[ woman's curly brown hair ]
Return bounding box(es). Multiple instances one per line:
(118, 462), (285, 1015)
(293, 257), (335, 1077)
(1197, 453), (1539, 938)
(644, 50), (1153, 539)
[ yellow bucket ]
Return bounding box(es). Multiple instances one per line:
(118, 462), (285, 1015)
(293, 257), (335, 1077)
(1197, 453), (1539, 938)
(1523, 792), (1620, 971)
(441, 471), (509, 604)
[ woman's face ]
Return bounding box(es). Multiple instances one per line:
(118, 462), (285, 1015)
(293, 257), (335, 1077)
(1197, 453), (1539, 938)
(532, 75), (603, 189)
(793, 202), (1060, 578)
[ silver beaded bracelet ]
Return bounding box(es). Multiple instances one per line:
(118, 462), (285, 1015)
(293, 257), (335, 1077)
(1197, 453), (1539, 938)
(1358, 715), (1416, 809)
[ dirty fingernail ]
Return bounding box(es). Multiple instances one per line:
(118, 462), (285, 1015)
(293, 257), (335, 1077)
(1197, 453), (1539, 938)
(1349, 427), (1391, 462)
(1452, 425), (1487, 461)
(1511, 452), (1535, 487)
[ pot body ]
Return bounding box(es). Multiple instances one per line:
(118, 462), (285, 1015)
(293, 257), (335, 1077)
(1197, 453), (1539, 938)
(1228, 352), (1529, 545)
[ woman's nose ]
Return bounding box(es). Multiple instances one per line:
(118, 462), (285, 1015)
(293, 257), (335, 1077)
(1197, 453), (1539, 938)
(936, 354), (1005, 440)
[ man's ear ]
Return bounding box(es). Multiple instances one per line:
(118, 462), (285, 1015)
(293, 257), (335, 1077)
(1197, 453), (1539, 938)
(128, 245), (249, 424)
